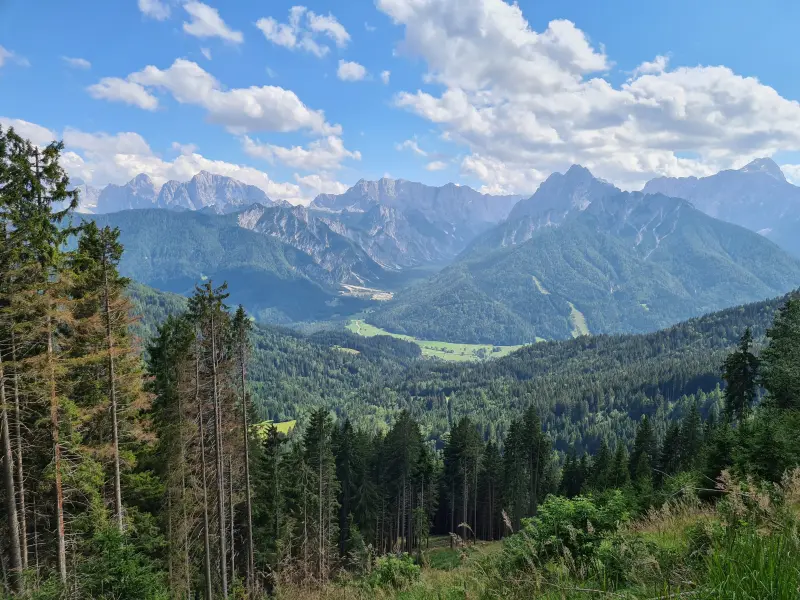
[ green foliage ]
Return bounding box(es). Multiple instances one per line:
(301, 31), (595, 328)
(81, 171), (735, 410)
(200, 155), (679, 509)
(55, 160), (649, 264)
(363, 554), (421, 590)
(72, 528), (169, 600)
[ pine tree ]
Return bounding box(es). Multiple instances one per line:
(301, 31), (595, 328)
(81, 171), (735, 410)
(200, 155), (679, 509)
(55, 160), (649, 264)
(629, 415), (656, 482)
(232, 305), (255, 591)
(588, 439), (612, 491)
(760, 300), (800, 411)
(678, 401), (703, 471)
(722, 328), (759, 422)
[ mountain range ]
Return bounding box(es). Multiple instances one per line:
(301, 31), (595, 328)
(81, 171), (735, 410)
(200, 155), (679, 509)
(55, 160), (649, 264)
(368, 165), (800, 344)
(74, 171), (274, 214)
(642, 158), (800, 258)
(77, 160), (800, 343)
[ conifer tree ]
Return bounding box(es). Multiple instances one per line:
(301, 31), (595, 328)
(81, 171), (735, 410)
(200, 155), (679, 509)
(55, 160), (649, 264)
(722, 328), (759, 421)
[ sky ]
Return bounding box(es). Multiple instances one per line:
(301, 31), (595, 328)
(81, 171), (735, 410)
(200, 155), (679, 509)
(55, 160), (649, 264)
(3, 0), (800, 204)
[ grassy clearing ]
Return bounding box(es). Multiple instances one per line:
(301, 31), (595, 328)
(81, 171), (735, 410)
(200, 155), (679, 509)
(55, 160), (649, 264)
(346, 319), (528, 362)
(567, 302), (590, 337)
(252, 419), (297, 439)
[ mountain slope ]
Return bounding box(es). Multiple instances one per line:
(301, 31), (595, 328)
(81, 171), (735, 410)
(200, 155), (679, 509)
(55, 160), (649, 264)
(642, 158), (800, 257)
(235, 203), (387, 285)
(369, 168), (800, 344)
(85, 209), (371, 322)
(311, 177), (521, 266)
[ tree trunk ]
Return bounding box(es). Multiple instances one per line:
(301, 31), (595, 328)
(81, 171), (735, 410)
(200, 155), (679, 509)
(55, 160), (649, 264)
(228, 456), (235, 584)
(210, 311), (228, 599)
(239, 346), (255, 592)
(47, 315), (67, 585)
(0, 353), (23, 593)
(11, 331), (28, 569)
(198, 358), (213, 600)
(102, 257), (124, 532)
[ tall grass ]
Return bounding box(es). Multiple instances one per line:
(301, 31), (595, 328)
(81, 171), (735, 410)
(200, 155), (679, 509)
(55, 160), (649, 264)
(701, 527), (800, 599)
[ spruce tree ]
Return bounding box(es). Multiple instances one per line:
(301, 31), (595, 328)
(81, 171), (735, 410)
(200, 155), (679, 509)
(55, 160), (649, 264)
(722, 328), (759, 422)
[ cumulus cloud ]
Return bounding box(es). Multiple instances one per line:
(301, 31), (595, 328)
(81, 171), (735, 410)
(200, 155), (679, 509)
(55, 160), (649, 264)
(337, 60), (367, 82)
(92, 59), (340, 135)
(381, 70), (390, 84)
(630, 54), (669, 78)
(87, 77), (159, 110)
(0, 117), (57, 147)
(0, 116), (343, 204)
(378, 0), (800, 194)
(256, 6), (350, 58)
(138, 0), (170, 20)
(395, 138), (427, 156)
(295, 172), (350, 196)
(242, 135), (361, 171)
(183, 1), (243, 44)
(63, 56), (92, 69)
(425, 160), (447, 171)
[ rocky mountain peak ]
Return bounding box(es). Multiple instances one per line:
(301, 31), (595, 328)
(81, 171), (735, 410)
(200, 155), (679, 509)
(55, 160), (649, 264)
(739, 158), (786, 181)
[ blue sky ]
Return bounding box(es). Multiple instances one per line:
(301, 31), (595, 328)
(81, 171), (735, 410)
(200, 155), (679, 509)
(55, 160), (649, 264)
(2, 0), (800, 203)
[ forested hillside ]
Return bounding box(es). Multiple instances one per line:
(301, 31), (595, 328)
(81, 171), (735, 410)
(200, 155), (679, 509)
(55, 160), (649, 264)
(370, 167), (800, 344)
(85, 209), (372, 323)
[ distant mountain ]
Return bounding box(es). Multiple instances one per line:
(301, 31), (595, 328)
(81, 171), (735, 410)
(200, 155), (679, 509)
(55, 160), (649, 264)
(83, 209), (372, 323)
(310, 177), (521, 265)
(236, 203), (386, 285)
(642, 158), (800, 257)
(83, 171), (274, 214)
(369, 166), (800, 344)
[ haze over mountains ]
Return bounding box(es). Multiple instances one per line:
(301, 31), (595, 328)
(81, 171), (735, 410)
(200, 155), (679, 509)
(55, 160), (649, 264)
(643, 158), (800, 258)
(369, 165), (800, 343)
(78, 160), (800, 344)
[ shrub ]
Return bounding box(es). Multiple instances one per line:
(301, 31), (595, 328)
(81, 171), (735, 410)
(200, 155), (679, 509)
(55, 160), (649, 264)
(363, 553), (421, 590)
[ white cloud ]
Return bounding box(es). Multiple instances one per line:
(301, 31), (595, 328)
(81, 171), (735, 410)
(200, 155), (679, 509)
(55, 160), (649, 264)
(425, 160), (447, 171)
(87, 77), (159, 110)
(630, 54), (669, 78)
(95, 59), (339, 135)
(138, 0), (170, 20)
(62, 56), (92, 69)
(0, 117), (57, 147)
(781, 164), (800, 185)
(378, 0), (800, 194)
(0, 116), (324, 203)
(295, 172), (350, 196)
(337, 60), (367, 82)
(171, 141), (198, 154)
(0, 45), (28, 68)
(256, 6), (350, 57)
(381, 70), (390, 84)
(395, 138), (427, 156)
(200, 47), (212, 60)
(306, 11), (350, 47)
(365, 22), (376, 32)
(183, 1), (243, 44)
(242, 135), (360, 171)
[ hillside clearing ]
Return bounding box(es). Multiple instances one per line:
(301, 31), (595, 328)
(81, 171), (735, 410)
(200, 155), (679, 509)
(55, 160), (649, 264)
(346, 319), (528, 361)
